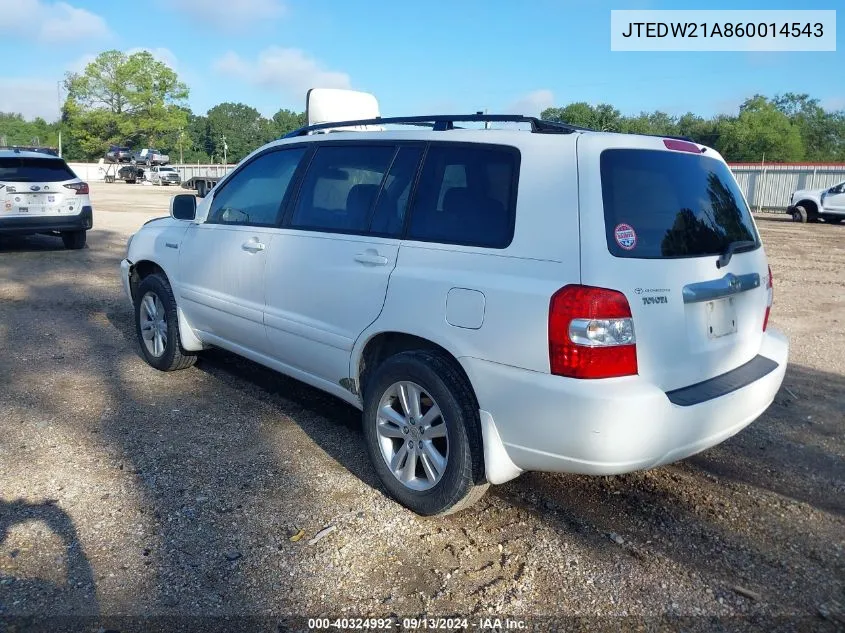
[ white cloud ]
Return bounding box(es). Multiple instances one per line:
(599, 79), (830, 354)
(213, 47), (351, 100)
(0, 79), (61, 121)
(167, 0), (285, 29)
(66, 52), (97, 73)
(1, 0), (110, 44)
(506, 90), (555, 117)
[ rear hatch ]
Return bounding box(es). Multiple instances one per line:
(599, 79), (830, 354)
(0, 156), (82, 217)
(577, 134), (769, 392)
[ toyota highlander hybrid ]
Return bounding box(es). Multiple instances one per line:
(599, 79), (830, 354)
(119, 91), (788, 515)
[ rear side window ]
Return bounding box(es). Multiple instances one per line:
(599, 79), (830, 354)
(291, 145), (396, 233)
(407, 144), (518, 248)
(600, 149), (759, 259)
(0, 157), (76, 183)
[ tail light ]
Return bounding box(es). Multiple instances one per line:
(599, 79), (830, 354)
(64, 182), (89, 195)
(549, 285), (638, 379)
(763, 265), (773, 331)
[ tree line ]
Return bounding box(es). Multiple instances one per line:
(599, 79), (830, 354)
(541, 94), (845, 163)
(1, 50), (843, 164)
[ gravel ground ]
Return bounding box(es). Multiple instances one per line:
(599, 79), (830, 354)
(0, 182), (843, 632)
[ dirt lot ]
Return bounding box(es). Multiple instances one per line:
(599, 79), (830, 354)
(0, 181), (843, 632)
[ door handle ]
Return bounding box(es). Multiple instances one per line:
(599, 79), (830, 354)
(354, 250), (388, 266)
(242, 239), (266, 253)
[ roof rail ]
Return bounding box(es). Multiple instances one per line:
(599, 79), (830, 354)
(282, 114), (591, 138)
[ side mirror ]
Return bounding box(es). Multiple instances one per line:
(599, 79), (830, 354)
(170, 194), (197, 221)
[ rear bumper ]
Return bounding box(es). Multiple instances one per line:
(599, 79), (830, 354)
(0, 206), (93, 235)
(461, 327), (789, 477)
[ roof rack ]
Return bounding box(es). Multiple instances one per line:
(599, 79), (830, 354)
(282, 114), (591, 138)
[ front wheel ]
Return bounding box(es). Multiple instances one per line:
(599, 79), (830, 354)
(61, 230), (86, 249)
(791, 206), (808, 223)
(134, 273), (197, 371)
(362, 350), (488, 516)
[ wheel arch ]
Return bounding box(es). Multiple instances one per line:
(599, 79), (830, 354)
(354, 330), (522, 487)
(355, 331), (474, 403)
(128, 259), (167, 301)
(129, 259), (204, 352)
(795, 199), (819, 217)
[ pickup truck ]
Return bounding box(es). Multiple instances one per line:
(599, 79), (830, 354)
(148, 165), (181, 186)
(789, 181), (845, 224)
(132, 148), (170, 166)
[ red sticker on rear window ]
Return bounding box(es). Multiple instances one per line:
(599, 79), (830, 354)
(614, 223), (637, 250)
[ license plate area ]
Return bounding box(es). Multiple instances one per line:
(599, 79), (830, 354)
(706, 297), (737, 339)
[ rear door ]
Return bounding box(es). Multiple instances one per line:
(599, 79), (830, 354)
(0, 157), (82, 217)
(577, 135), (770, 392)
(264, 143), (423, 384)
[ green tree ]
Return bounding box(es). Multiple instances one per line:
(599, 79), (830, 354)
(715, 96), (804, 162)
(541, 102), (622, 131)
(63, 49), (189, 160)
(0, 113), (60, 147)
(773, 93), (845, 161)
(270, 109), (306, 138)
(677, 113), (722, 148)
(542, 102), (595, 128)
(205, 103), (271, 163)
(183, 113), (213, 163)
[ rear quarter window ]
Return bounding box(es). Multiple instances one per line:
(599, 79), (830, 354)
(600, 149), (759, 259)
(407, 144), (519, 248)
(0, 157), (77, 183)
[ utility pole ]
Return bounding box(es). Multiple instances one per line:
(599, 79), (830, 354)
(178, 127), (184, 165)
(57, 80), (63, 157)
(222, 135), (228, 165)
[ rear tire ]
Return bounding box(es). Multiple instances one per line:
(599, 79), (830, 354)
(791, 206), (808, 223)
(362, 350), (488, 516)
(134, 273), (197, 372)
(61, 230), (86, 249)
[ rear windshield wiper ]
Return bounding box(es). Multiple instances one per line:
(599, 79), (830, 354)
(716, 240), (757, 268)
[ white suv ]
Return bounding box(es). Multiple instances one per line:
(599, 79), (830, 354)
(120, 114), (788, 515)
(0, 150), (93, 248)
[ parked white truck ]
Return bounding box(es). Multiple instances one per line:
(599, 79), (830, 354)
(788, 181), (845, 224)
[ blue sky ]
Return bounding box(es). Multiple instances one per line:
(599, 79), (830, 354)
(0, 0), (841, 122)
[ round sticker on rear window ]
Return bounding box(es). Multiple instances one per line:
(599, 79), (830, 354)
(614, 223), (637, 250)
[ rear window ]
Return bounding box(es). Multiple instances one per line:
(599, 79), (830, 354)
(0, 157), (77, 183)
(600, 149), (759, 259)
